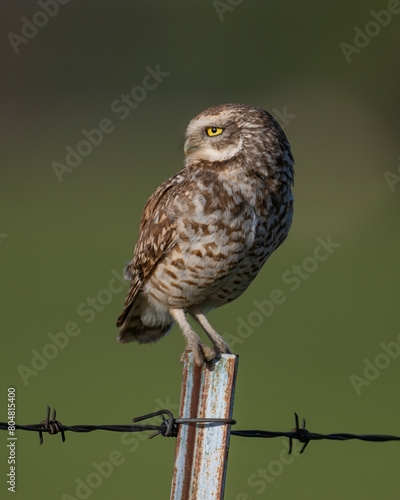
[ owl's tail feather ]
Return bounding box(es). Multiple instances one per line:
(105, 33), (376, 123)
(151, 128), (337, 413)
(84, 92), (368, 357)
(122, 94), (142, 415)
(117, 312), (173, 345)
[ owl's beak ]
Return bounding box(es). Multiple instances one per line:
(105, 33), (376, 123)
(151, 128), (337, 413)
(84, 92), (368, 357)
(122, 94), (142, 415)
(184, 138), (197, 156)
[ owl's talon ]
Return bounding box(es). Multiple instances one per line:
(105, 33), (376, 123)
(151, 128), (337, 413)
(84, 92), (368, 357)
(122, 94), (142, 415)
(192, 343), (211, 367)
(201, 344), (217, 362)
(180, 343), (217, 367)
(187, 345), (205, 367)
(214, 341), (232, 355)
(180, 348), (205, 367)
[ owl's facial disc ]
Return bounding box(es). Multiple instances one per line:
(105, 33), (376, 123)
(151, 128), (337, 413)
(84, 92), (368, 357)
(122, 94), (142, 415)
(184, 116), (242, 162)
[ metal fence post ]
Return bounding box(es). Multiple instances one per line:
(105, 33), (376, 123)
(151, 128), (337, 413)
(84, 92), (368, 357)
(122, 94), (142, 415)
(170, 353), (239, 500)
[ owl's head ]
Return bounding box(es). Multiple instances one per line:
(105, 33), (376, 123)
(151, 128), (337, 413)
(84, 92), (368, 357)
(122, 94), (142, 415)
(183, 103), (292, 172)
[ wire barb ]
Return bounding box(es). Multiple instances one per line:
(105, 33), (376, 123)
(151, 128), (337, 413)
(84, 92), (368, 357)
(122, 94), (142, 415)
(289, 413), (310, 454)
(13, 405), (67, 446)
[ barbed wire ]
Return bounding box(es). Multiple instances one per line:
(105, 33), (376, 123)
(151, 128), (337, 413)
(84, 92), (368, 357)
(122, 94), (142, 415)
(2, 406), (400, 454)
(231, 413), (400, 454)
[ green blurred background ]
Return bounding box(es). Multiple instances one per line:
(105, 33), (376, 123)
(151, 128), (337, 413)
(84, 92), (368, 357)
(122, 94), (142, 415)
(1, 1), (400, 498)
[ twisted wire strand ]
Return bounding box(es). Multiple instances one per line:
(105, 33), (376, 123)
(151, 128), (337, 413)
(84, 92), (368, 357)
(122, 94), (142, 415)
(2, 407), (399, 453)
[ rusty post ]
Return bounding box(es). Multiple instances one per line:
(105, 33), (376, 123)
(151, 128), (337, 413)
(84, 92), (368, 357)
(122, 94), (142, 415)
(170, 353), (239, 500)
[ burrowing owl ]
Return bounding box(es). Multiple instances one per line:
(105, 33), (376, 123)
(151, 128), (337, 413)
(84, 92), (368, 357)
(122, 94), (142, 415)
(117, 103), (294, 366)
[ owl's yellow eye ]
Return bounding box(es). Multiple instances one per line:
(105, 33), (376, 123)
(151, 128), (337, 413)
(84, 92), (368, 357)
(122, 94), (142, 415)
(206, 126), (223, 137)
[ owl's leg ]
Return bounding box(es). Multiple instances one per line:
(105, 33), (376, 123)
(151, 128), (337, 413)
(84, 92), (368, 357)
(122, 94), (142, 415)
(189, 310), (232, 355)
(169, 308), (216, 367)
